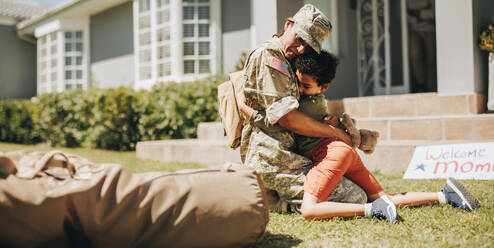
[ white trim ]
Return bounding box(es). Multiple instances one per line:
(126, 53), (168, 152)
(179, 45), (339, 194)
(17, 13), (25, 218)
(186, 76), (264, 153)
(132, 0), (139, 87)
(401, 0), (410, 93)
(170, 0), (183, 81)
(330, 0), (339, 54)
(384, 0), (390, 95)
(34, 19), (60, 38)
(150, 0), (157, 83)
(0, 16), (18, 26)
(211, 0), (221, 74)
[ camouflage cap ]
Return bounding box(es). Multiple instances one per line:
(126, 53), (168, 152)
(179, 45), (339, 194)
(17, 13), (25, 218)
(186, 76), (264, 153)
(292, 4), (332, 53)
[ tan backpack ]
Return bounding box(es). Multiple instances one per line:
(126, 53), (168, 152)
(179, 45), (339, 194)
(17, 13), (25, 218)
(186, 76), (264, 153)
(0, 150), (269, 247)
(218, 71), (245, 149)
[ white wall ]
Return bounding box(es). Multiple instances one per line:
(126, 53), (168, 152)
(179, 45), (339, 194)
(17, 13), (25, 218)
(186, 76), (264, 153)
(91, 54), (134, 88)
(435, 0), (476, 95)
(251, 0), (277, 48)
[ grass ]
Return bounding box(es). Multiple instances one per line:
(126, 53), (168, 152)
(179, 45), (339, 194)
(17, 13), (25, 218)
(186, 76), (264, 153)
(1, 143), (493, 247)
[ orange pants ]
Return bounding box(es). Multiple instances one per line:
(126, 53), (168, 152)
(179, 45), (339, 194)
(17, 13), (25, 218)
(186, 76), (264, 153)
(304, 138), (383, 202)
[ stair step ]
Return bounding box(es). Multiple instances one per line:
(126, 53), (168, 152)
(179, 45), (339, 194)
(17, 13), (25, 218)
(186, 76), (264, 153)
(328, 93), (486, 118)
(136, 138), (493, 175)
(355, 113), (494, 141)
(136, 139), (240, 166)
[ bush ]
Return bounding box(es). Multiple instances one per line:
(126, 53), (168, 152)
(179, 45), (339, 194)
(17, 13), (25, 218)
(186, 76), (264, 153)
(139, 74), (226, 140)
(0, 100), (41, 144)
(0, 75), (227, 150)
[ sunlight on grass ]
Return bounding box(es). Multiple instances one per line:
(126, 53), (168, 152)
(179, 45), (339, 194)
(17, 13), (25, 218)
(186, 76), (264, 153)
(1, 143), (493, 247)
(0, 142), (204, 172)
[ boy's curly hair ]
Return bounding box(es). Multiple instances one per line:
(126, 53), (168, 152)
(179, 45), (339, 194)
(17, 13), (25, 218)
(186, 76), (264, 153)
(294, 50), (339, 86)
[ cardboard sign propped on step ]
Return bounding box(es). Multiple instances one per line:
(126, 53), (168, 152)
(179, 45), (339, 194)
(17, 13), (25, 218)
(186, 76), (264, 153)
(403, 142), (494, 180)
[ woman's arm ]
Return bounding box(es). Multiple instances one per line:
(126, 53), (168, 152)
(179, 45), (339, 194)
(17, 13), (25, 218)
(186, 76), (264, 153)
(278, 109), (352, 146)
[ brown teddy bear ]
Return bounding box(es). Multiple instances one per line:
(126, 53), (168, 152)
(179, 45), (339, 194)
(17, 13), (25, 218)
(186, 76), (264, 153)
(339, 113), (380, 154)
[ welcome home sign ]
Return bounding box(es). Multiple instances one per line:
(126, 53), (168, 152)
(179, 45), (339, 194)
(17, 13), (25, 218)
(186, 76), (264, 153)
(403, 142), (494, 180)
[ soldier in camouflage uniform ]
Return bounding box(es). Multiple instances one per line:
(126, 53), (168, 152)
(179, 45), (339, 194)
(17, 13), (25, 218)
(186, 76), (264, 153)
(239, 4), (367, 212)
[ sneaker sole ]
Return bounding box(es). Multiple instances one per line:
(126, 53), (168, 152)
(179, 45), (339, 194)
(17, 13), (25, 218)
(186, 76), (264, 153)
(447, 177), (480, 211)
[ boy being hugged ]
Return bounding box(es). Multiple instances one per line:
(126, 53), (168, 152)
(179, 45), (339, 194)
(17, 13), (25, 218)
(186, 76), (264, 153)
(238, 50), (480, 222)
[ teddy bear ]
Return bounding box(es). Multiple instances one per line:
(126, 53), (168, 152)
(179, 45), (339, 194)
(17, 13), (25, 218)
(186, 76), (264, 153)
(338, 113), (380, 154)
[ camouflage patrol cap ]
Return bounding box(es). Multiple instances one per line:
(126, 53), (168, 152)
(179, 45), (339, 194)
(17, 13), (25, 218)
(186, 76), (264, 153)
(292, 4), (332, 53)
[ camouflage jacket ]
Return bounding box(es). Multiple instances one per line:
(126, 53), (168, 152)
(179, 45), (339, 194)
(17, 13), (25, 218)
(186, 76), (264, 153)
(239, 37), (313, 174)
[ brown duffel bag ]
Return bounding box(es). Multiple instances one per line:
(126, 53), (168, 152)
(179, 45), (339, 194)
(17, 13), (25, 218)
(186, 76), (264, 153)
(0, 150), (269, 248)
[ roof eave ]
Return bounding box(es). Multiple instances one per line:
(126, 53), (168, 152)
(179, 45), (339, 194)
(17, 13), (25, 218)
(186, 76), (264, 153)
(16, 0), (88, 31)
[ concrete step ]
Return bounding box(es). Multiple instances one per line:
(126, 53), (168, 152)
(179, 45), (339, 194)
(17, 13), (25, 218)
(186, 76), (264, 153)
(328, 92), (486, 118)
(136, 138), (493, 175)
(136, 139), (240, 166)
(355, 113), (494, 141)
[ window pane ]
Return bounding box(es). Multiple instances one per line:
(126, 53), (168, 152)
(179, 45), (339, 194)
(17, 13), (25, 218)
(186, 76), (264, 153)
(198, 0), (209, 2)
(65, 57), (72, 65)
(139, 49), (151, 63)
(76, 70), (82, 79)
(51, 58), (57, 67)
(50, 33), (57, 41)
(41, 61), (46, 70)
(76, 56), (82, 65)
(65, 71), (72, 79)
(183, 0), (194, 3)
(159, 62), (171, 77)
(139, 32), (151, 45)
(76, 43), (83, 52)
(199, 60), (210, 73)
(140, 66), (151, 80)
(183, 24), (194, 37)
(184, 60), (195, 74)
(75, 31), (83, 39)
(157, 27), (170, 42)
(183, 6), (194, 20)
(158, 44), (170, 59)
(76, 84), (83, 89)
(157, 10), (169, 24)
(65, 32), (72, 39)
(157, 0), (169, 7)
(66, 84), (72, 90)
(183, 42), (194, 56)
(51, 72), (57, 81)
(40, 36), (46, 45)
(41, 48), (46, 56)
(198, 42), (209, 55)
(199, 24), (209, 37)
(139, 15), (150, 29)
(41, 74), (46, 83)
(65, 43), (72, 52)
(51, 45), (57, 54)
(198, 6), (209, 19)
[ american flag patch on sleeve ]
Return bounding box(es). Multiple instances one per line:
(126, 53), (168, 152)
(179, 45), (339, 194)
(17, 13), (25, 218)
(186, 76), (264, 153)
(269, 57), (288, 75)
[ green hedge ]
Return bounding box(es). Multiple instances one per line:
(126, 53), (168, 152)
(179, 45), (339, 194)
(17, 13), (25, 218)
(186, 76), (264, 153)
(0, 75), (227, 150)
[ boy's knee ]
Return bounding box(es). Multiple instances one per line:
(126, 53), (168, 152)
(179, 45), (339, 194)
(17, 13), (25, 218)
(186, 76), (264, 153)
(300, 203), (316, 220)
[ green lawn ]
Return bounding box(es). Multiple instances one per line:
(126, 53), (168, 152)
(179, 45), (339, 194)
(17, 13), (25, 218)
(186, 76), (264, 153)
(1, 143), (493, 247)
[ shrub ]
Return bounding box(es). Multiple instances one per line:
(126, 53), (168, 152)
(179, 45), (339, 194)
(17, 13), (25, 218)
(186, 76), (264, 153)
(0, 74), (227, 150)
(0, 100), (41, 144)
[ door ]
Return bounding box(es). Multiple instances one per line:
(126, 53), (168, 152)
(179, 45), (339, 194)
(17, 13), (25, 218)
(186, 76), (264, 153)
(356, 0), (410, 96)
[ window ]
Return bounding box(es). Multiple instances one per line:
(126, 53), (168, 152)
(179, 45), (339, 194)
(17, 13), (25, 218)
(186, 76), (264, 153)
(64, 31), (84, 90)
(37, 31), (58, 94)
(182, 0), (211, 74)
(138, 0), (152, 80)
(156, 0), (171, 77)
(134, 0), (216, 86)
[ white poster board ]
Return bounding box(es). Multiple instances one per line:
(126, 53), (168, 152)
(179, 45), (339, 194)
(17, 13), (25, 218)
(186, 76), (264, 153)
(403, 142), (494, 180)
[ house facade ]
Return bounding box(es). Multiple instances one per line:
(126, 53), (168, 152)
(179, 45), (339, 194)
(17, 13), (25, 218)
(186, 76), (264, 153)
(6, 0), (494, 103)
(0, 0), (45, 99)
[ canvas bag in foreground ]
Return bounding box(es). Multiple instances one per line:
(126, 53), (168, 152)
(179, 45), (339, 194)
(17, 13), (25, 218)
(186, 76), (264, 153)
(218, 71), (244, 149)
(0, 150), (269, 247)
